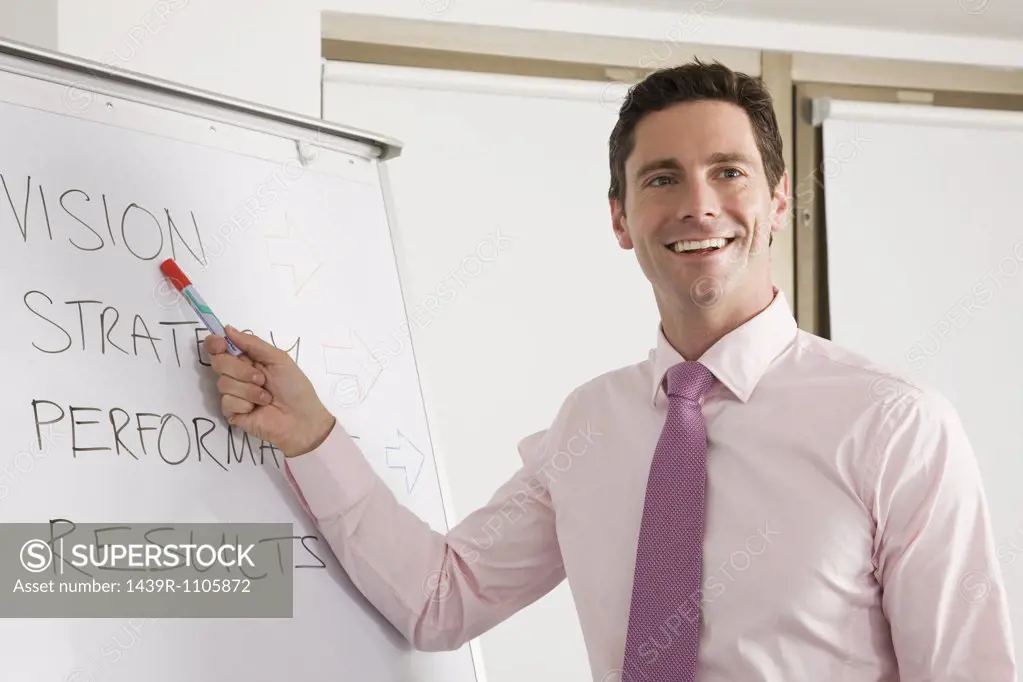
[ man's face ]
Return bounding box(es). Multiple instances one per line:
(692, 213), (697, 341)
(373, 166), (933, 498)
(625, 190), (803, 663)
(611, 100), (788, 311)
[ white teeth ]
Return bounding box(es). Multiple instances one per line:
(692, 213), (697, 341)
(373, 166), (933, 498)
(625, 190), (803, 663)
(670, 238), (729, 253)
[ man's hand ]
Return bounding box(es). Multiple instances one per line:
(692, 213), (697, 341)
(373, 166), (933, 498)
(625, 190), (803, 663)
(204, 326), (336, 458)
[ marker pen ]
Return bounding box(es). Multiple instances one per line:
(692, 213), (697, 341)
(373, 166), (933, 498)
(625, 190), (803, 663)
(159, 258), (243, 356)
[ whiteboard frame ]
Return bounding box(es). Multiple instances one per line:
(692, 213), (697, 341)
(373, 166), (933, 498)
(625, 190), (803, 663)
(0, 36), (403, 161)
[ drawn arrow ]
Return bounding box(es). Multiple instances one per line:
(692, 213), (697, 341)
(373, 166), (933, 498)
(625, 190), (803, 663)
(385, 430), (426, 494)
(322, 331), (385, 408)
(264, 212), (324, 296)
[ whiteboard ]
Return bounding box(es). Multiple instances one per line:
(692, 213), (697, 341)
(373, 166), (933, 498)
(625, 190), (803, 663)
(0, 39), (478, 682)
(815, 98), (1023, 660)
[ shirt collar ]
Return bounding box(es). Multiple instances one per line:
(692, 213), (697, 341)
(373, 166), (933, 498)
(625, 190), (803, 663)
(650, 288), (798, 406)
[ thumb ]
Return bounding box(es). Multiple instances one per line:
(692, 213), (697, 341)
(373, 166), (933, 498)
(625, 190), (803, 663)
(225, 326), (282, 364)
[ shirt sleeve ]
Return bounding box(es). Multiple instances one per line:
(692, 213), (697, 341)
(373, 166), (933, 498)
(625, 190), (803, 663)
(281, 417), (567, 652)
(871, 388), (1016, 681)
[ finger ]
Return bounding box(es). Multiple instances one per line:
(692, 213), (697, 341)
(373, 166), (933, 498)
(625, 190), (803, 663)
(203, 333), (227, 355)
(226, 326), (286, 365)
(221, 394), (256, 418)
(205, 333), (258, 382)
(217, 375), (272, 406)
(206, 333), (255, 368)
(211, 352), (264, 385)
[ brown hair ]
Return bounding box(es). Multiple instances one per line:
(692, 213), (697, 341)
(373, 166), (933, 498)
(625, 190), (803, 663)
(607, 59), (785, 205)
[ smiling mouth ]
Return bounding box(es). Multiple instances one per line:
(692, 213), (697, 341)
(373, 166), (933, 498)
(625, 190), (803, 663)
(665, 237), (736, 255)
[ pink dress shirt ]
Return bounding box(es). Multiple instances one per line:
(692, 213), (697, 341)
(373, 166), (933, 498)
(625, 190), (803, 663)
(284, 290), (1016, 681)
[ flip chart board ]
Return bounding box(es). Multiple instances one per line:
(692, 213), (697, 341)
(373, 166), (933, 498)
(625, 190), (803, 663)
(0, 39), (479, 682)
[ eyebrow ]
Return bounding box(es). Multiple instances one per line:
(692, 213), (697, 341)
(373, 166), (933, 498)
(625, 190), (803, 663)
(633, 157), (681, 180)
(706, 152), (755, 167)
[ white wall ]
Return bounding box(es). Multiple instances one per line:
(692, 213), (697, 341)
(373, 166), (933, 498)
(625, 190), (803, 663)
(0, 0), (58, 49)
(12, 1), (1023, 681)
(56, 0), (321, 117)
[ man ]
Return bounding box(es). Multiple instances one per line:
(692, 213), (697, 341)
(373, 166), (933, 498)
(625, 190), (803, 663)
(204, 60), (1015, 681)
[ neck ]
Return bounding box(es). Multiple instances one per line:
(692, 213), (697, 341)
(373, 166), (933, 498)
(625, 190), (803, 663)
(659, 284), (776, 360)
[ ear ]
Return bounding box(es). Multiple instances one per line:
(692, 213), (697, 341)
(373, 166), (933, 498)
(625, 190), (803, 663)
(610, 197), (633, 249)
(770, 170), (790, 236)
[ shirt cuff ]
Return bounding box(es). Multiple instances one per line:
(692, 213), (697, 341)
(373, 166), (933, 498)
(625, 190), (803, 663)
(282, 420), (377, 521)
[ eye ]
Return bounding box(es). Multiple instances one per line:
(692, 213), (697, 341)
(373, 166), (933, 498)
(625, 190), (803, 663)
(720, 167), (744, 179)
(647, 174), (674, 187)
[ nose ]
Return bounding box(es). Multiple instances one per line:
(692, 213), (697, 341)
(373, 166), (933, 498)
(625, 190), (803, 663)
(676, 176), (721, 222)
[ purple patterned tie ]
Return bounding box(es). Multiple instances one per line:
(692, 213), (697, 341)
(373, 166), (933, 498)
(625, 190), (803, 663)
(620, 360), (716, 682)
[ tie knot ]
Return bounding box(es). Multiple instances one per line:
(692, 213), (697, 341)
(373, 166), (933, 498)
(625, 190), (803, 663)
(665, 361), (715, 402)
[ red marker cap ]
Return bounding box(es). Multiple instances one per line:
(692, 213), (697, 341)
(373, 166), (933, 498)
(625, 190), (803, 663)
(159, 258), (192, 292)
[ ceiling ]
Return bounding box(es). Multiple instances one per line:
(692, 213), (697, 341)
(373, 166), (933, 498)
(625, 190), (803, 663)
(547, 0), (1023, 41)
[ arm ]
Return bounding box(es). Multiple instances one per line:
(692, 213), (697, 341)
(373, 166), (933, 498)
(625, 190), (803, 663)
(871, 389), (1016, 681)
(202, 326), (566, 650)
(283, 420), (566, 652)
